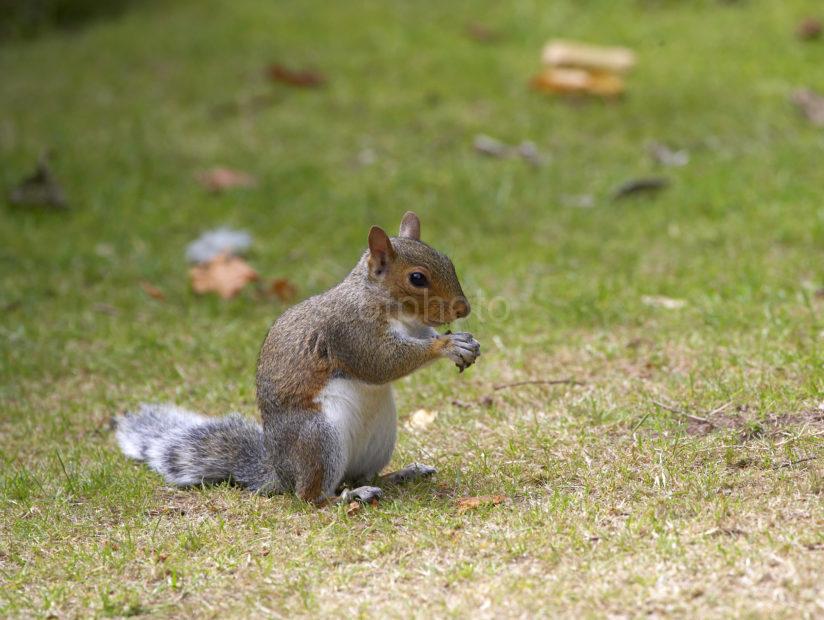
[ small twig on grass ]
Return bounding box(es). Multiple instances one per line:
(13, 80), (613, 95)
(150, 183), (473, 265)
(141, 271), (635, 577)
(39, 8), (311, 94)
(493, 379), (583, 391)
(707, 401), (733, 416)
(775, 455), (819, 469)
(652, 400), (713, 425)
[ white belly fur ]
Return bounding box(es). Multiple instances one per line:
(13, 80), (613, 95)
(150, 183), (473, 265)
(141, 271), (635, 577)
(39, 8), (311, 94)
(317, 378), (397, 481)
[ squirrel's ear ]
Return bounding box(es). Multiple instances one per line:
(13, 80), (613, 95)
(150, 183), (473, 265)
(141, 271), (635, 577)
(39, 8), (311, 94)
(399, 211), (421, 240)
(368, 226), (395, 276)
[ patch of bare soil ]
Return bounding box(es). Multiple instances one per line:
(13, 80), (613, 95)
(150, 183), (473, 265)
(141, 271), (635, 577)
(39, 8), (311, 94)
(684, 404), (824, 440)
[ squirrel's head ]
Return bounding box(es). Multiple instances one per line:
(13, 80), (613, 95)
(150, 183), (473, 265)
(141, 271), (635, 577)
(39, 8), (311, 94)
(366, 212), (470, 326)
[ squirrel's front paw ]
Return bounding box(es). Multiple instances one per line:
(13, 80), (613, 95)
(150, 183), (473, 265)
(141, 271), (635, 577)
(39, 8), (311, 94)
(442, 332), (481, 372)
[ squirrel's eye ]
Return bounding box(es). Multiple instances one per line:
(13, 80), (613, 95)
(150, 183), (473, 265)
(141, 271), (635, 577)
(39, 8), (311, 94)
(408, 272), (428, 288)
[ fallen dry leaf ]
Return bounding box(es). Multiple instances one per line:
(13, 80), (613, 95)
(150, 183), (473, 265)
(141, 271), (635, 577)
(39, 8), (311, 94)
(267, 64), (326, 88)
(796, 17), (822, 40)
(405, 408), (437, 431)
(641, 295), (687, 310)
(473, 134), (510, 158)
(465, 22), (500, 44)
(195, 168), (257, 193)
(612, 177), (669, 200)
(648, 142), (689, 167)
(457, 495), (507, 513)
(533, 40), (635, 98)
(186, 228), (252, 264)
(8, 152), (67, 210)
(269, 278), (298, 303)
(93, 303), (119, 315)
(473, 134), (545, 166)
(791, 89), (824, 127)
(140, 281), (165, 301)
(346, 501), (361, 516)
(531, 67), (625, 97)
(189, 252), (258, 299)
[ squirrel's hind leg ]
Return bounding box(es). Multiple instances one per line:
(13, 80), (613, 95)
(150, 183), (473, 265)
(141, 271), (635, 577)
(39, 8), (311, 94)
(287, 419), (385, 506)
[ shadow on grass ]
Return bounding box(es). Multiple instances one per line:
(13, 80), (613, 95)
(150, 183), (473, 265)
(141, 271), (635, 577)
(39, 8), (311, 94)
(0, 0), (145, 41)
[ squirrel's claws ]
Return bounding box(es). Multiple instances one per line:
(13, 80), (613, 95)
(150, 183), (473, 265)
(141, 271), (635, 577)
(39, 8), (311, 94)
(443, 331), (480, 372)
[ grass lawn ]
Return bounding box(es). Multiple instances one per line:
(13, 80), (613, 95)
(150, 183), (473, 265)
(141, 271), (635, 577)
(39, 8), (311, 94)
(1, 0), (823, 616)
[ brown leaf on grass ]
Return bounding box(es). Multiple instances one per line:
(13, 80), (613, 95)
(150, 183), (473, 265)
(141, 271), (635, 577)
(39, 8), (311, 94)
(195, 168), (257, 193)
(267, 64), (326, 88)
(465, 22), (500, 43)
(530, 67), (625, 97)
(532, 40), (635, 99)
(457, 495), (507, 513)
(8, 152), (67, 210)
(140, 281), (165, 301)
(796, 17), (822, 41)
(269, 278), (298, 303)
(93, 303), (119, 315)
(791, 89), (824, 127)
(189, 252), (258, 299)
(346, 501), (361, 516)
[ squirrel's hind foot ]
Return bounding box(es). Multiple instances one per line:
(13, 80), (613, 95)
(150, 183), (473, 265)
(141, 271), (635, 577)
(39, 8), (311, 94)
(382, 462), (437, 485)
(340, 485), (384, 504)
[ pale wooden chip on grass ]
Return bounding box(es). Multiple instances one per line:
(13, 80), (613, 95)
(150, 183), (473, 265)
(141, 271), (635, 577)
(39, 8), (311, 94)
(541, 40), (637, 73)
(532, 40), (636, 98)
(456, 495), (507, 513)
(641, 295), (687, 310)
(405, 408), (437, 431)
(189, 251), (258, 299)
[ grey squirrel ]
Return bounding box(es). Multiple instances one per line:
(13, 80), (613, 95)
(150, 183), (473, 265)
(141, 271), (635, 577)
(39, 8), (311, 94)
(116, 212), (480, 505)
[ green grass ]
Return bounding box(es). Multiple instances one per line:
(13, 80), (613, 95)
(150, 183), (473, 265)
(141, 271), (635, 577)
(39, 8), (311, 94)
(1, 0), (823, 617)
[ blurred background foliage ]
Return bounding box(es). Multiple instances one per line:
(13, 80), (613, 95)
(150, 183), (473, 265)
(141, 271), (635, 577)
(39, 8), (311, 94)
(0, 0), (141, 39)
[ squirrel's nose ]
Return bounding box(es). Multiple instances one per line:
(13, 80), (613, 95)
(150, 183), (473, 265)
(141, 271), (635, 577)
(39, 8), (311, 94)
(453, 299), (470, 319)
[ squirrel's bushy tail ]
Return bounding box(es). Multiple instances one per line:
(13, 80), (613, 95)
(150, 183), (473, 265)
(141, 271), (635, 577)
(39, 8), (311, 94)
(115, 404), (278, 492)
